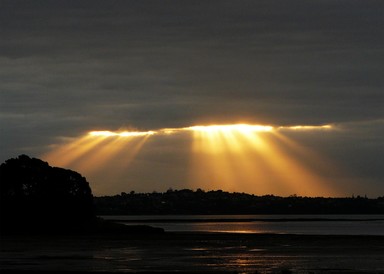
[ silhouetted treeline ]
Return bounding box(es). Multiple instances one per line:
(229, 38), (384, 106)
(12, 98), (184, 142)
(0, 155), (164, 235)
(95, 189), (384, 215)
(0, 155), (95, 232)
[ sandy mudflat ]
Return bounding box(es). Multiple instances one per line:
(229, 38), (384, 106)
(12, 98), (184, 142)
(1, 232), (384, 273)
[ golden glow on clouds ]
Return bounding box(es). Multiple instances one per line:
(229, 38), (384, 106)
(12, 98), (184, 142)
(186, 124), (274, 133)
(89, 130), (156, 137)
(278, 125), (333, 131)
(88, 123), (332, 137)
(43, 123), (339, 196)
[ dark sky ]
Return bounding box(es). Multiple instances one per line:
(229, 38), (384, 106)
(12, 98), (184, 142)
(0, 0), (383, 196)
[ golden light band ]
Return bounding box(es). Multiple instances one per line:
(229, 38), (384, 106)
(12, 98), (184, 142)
(88, 123), (332, 138)
(89, 130), (156, 137)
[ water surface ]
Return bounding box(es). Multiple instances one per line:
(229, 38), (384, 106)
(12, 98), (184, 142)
(102, 214), (384, 235)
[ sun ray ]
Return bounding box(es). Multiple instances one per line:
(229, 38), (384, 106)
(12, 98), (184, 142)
(74, 137), (129, 173)
(42, 123), (341, 196)
(85, 135), (152, 194)
(43, 135), (109, 167)
(188, 124), (338, 196)
(234, 131), (290, 194)
(189, 126), (280, 194)
(272, 131), (341, 175)
(252, 136), (334, 196)
(271, 131), (345, 195)
(42, 131), (154, 181)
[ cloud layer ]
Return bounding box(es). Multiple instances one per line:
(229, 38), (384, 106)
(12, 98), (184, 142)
(1, 0), (383, 196)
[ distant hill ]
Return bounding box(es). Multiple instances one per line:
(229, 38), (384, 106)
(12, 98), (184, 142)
(95, 189), (384, 215)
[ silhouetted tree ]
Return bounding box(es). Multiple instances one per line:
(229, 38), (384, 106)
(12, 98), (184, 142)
(0, 155), (95, 232)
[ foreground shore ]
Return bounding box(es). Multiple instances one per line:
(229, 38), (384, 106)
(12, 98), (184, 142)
(1, 232), (384, 273)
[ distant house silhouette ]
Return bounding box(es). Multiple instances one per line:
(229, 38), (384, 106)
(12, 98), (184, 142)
(0, 155), (95, 232)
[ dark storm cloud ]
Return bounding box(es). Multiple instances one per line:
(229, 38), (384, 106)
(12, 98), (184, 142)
(0, 0), (383, 193)
(1, 1), (383, 123)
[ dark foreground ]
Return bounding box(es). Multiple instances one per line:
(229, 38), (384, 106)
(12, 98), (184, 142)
(1, 232), (384, 274)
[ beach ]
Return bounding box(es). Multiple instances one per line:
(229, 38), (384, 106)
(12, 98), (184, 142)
(1, 232), (383, 273)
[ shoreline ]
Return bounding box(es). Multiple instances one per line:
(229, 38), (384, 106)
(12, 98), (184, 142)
(104, 217), (384, 223)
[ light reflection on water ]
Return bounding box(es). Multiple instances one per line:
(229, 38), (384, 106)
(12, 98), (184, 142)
(2, 232), (384, 273)
(101, 214), (384, 235)
(87, 239), (316, 273)
(2, 215), (384, 273)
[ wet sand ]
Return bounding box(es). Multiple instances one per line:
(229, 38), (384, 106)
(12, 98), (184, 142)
(1, 232), (384, 273)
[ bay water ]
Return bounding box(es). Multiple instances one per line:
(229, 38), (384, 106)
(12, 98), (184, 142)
(101, 214), (384, 235)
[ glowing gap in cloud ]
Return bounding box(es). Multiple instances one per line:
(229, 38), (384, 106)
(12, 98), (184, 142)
(87, 123), (334, 137)
(278, 125), (333, 131)
(89, 130), (156, 137)
(185, 124), (274, 133)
